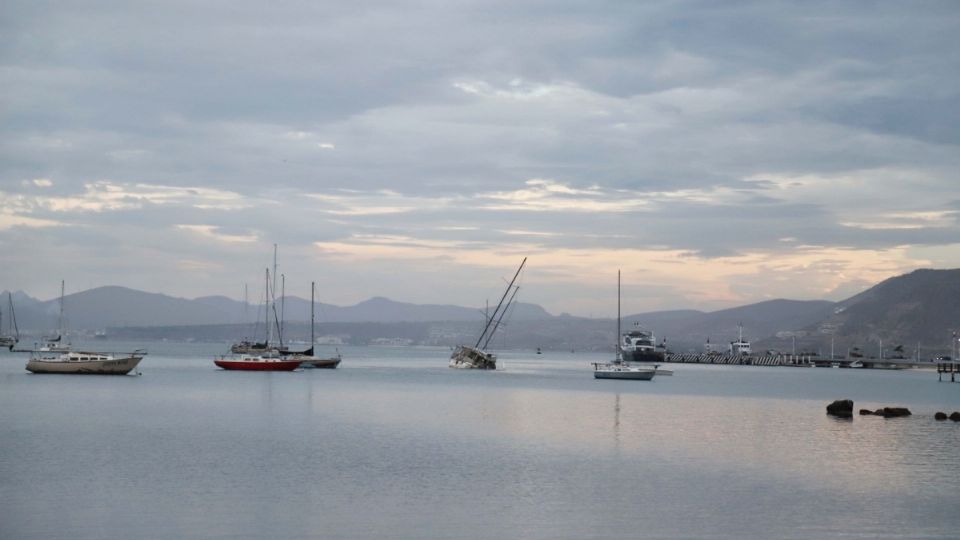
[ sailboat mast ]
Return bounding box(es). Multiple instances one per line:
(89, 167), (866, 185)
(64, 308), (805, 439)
(4, 292), (17, 339)
(474, 257), (527, 349)
(58, 280), (65, 340)
(265, 268), (272, 345)
(311, 281), (315, 347)
(617, 270), (621, 363)
(280, 273), (286, 347)
(482, 284), (520, 350)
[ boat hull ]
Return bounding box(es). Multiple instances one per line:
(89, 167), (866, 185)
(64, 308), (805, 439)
(592, 363), (657, 380)
(449, 346), (496, 369)
(26, 355), (143, 375)
(214, 358), (302, 371)
(300, 357), (341, 369)
(620, 349), (665, 363)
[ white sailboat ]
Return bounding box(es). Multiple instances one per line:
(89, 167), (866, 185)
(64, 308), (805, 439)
(25, 281), (148, 374)
(593, 271), (658, 381)
(27, 350), (146, 375)
(0, 292), (19, 350)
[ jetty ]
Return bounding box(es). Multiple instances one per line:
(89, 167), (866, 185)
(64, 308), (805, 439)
(663, 353), (932, 369)
(938, 361), (959, 382)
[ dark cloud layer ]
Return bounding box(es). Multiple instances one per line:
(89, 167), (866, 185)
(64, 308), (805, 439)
(2, 1), (959, 313)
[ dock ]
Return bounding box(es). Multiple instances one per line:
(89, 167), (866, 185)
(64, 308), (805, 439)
(663, 353), (931, 370)
(938, 361), (960, 382)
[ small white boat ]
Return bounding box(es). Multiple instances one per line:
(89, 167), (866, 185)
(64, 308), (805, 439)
(593, 362), (658, 380)
(26, 350), (146, 375)
(593, 271), (658, 381)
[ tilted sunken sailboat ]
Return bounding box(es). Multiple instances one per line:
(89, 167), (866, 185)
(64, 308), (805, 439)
(449, 257), (527, 370)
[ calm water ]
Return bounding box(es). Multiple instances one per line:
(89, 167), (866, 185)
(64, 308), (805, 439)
(2, 342), (959, 539)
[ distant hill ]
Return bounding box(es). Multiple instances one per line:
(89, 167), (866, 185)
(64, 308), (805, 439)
(801, 269), (960, 353)
(620, 300), (836, 349)
(1, 286), (553, 332)
(4, 268), (959, 356)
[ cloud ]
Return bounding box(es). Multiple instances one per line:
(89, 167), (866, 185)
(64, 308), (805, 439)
(3, 1), (959, 313)
(0, 181), (250, 215)
(176, 224), (258, 243)
(0, 212), (61, 231)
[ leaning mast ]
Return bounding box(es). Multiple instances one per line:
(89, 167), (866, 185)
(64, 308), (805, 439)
(473, 257), (527, 349)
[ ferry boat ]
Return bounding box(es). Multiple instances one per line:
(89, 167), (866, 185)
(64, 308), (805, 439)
(621, 326), (666, 363)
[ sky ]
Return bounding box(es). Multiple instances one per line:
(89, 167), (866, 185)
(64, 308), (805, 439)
(2, 1), (959, 316)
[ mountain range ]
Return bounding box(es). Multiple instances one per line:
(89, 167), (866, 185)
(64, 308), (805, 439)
(3, 268), (959, 356)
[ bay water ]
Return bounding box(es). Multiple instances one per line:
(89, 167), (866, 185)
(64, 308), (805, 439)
(2, 342), (959, 539)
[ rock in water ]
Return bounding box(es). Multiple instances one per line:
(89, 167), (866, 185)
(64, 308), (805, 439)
(859, 409), (874, 415)
(826, 399), (854, 418)
(935, 412), (947, 421)
(881, 407), (911, 418)
(950, 412), (960, 422)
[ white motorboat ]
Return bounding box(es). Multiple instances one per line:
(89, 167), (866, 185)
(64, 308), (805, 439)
(621, 326), (665, 363)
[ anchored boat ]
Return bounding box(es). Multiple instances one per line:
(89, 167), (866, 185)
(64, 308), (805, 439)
(621, 326), (665, 363)
(0, 292), (19, 350)
(292, 281), (342, 369)
(215, 262), (302, 371)
(26, 350), (146, 375)
(593, 271), (659, 381)
(214, 352), (301, 371)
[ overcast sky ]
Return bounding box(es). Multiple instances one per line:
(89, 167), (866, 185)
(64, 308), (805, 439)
(2, 1), (959, 316)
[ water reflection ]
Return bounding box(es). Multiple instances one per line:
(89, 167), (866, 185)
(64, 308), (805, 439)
(2, 346), (960, 539)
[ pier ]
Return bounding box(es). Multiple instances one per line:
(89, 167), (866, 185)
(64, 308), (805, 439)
(663, 353), (931, 369)
(665, 353), (816, 366)
(938, 361), (959, 382)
